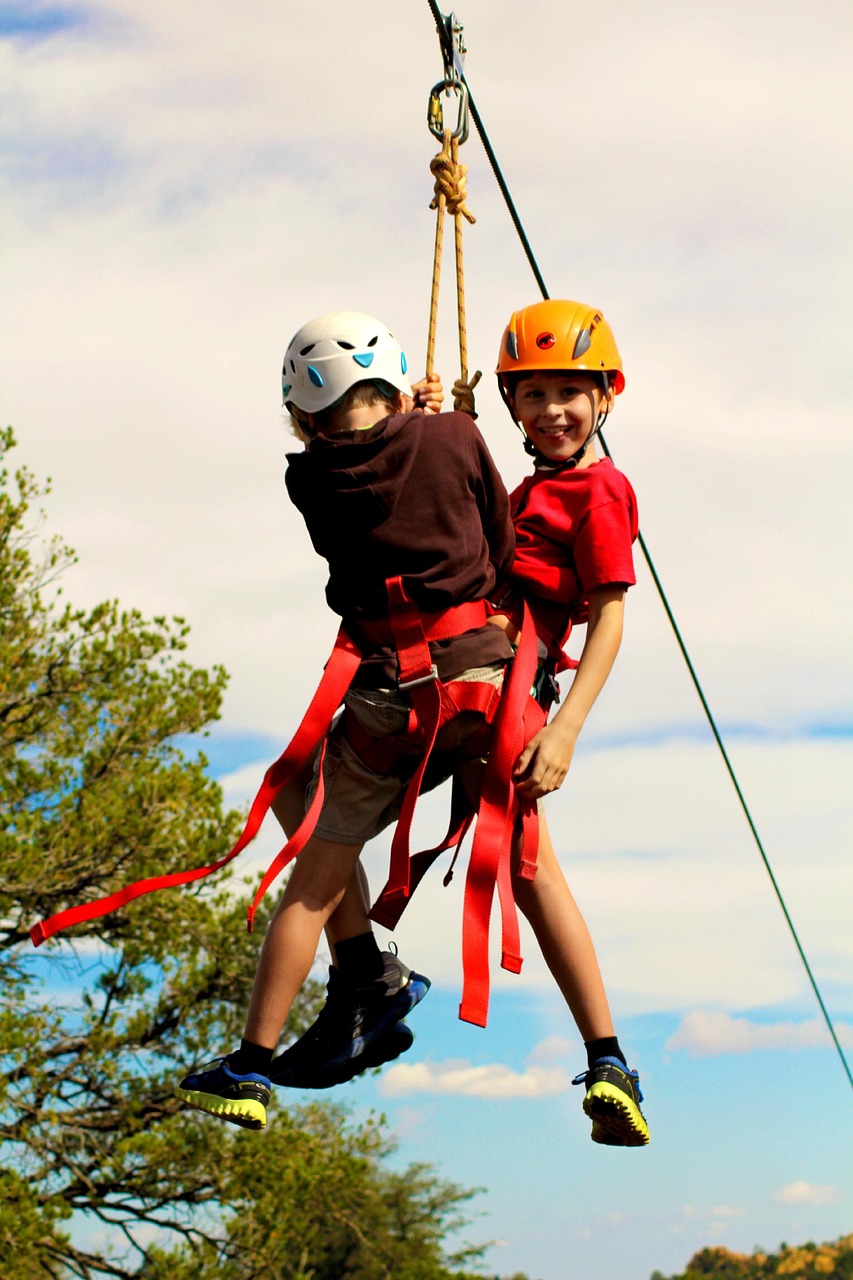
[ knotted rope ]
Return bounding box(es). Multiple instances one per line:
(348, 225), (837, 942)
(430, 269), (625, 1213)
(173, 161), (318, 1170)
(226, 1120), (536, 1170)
(426, 131), (482, 415)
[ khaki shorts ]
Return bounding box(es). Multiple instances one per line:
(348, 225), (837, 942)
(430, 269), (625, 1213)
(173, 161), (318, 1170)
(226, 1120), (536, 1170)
(309, 663), (505, 845)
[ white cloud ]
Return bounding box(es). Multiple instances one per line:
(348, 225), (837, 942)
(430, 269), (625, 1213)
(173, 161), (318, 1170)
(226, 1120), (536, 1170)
(709, 1206), (746, 1221)
(379, 1053), (574, 1100)
(774, 1181), (842, 1208)
(666, 1011), (853, 1057)
(343, 734), (853, 1018)
(208, 732), (853, 1019)
(681, 1203), (745, 1226)
(526, 1035), (575, 1066)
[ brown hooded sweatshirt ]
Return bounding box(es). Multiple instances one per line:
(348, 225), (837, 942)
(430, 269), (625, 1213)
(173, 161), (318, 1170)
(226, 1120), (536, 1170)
(285, 409), (515, 684)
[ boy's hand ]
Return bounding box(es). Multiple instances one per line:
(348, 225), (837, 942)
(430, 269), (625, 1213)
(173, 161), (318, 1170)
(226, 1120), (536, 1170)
(513, 721), (578, 800)
(411, 372), (444, 415)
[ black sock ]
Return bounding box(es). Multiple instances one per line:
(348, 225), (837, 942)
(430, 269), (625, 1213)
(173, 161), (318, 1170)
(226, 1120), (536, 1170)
(585, 1037), (627, 1070)
(229, 1039), (274, 1076)
(334, 931), (384, 985)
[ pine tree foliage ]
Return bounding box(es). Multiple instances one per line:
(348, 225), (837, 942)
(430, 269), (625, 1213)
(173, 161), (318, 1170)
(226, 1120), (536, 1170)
(0, 429), (501, 1279)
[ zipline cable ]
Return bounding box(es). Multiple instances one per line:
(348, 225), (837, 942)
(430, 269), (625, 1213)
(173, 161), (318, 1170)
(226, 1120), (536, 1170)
(424, 0), (853, 1095)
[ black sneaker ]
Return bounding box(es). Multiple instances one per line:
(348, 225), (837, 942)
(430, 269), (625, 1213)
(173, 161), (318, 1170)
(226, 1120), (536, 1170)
(294, 1020), (415, 1090)
(175, 1056), (271, 1130)
(572, 1057), (650, 1147)
(270, 952), (429, 1088)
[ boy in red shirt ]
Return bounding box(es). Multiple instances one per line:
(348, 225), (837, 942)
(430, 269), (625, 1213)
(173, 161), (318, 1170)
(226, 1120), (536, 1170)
(287, 299), (650, 1148)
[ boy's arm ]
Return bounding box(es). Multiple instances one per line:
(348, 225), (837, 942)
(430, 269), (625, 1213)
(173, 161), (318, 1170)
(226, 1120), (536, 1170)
(513, 585), (626, 800)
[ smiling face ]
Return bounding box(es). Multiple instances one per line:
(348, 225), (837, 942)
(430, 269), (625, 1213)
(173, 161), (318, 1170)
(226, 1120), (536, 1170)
(511, 369), (613, 467)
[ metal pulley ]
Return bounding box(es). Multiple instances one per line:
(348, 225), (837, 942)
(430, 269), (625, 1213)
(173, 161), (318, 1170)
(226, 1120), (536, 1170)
(426, 10), (469, 143)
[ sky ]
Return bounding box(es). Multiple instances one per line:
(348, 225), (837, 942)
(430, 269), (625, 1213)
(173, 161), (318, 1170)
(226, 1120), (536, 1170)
(2, 1), (852, 1277)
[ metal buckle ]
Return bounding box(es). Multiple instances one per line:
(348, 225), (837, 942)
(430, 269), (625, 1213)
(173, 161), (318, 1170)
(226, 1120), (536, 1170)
(398, 664), (439, 691)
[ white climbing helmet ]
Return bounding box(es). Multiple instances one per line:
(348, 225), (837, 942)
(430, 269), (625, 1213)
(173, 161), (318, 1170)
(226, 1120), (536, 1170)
(281, 311), (413, 414)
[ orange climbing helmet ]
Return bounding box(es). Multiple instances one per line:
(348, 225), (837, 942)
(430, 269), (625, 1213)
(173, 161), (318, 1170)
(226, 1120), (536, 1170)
(496, 299), (625, 407)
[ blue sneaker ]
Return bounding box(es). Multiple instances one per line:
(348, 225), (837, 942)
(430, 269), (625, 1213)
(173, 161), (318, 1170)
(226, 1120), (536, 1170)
(176, 1057), (271, 1130)
(270, 952), (429, 1088)
(572, 1057), (650, 1147)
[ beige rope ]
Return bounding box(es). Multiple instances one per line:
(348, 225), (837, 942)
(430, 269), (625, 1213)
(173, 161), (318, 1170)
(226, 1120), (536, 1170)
(426, 132), (482, 415)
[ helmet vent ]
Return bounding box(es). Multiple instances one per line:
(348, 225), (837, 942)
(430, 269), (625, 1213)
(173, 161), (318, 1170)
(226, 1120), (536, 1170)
(573, 328), (592, 359)
(368, 335), (379, 347)
(336, 340), (355, 350)
(299, 343), (316, 356)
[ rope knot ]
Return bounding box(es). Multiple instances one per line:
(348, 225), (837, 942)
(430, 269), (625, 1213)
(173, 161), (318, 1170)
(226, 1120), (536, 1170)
(452, 371), (482, 418)
(430, 139), (476, 225)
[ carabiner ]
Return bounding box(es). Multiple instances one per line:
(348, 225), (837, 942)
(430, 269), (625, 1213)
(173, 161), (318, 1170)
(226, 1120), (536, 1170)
(427, 79), (470, 144)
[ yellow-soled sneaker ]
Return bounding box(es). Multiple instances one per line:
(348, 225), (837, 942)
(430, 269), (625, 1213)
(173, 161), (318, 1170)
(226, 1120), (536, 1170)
(573, 1057), (650, 1147)
(175, 1057), (270, 1130)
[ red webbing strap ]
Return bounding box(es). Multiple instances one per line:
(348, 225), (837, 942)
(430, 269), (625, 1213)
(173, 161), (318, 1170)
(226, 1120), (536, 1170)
(516, 699), (547, 882)
(494, 690), (545, 970)
(245, 735), (329, 932)
(357, 598), (488, 645)
(458, 603), (539, 1027)
(380, 577), (445, 905)
(368, 677), (498, 927)
(370, 780), (475, 929)
(30, 628), (362, 948)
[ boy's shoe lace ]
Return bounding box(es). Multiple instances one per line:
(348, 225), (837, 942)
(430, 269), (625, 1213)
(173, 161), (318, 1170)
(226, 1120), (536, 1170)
(175, 1057), (271, 1130)
(270, 951), (429, 1088)
(572, 1057), (650, 1147)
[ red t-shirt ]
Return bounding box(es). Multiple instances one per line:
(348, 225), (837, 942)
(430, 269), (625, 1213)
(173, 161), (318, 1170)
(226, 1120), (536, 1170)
(509, 458), (638, 658)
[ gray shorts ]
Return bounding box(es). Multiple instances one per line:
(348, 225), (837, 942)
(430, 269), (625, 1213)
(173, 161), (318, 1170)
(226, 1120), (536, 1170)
(309, 663), (505, 845)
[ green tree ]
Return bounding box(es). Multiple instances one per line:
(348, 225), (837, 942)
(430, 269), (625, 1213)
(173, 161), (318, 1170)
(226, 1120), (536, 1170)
(0, 428), (494, 1279)
(651, 1232), (853, 1279)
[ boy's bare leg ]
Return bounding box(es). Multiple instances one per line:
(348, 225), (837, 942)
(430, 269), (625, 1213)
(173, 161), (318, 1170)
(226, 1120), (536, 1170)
(262, 777), (428, 1090)
(323, 862), (372, 958)
(511, 814), (649, 1144)
(175, 832), (367, 1129)
(244, 835), (365, 1048)
(270, 765), (314, 842)
(511, 813), (615, 1043)
(271, 774), (373, 960)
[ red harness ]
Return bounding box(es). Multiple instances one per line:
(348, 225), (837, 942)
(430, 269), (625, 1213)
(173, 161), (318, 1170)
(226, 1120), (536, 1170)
(30, 578), (545, 1028)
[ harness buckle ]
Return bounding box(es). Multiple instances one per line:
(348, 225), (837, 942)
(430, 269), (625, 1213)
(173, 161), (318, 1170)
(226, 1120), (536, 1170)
(398, 663), (439, 691)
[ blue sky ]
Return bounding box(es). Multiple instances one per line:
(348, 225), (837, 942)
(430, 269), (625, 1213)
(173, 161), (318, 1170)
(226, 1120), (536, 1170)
(3, 2), (852, 1277)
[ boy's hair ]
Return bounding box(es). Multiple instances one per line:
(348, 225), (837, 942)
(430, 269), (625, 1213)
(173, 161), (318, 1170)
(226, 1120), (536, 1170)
(288, 378), (401, 443)
(501, 368), (608, 399)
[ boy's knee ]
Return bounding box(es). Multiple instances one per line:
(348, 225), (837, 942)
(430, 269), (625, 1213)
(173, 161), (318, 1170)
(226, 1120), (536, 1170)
(281, 839), (363, 912)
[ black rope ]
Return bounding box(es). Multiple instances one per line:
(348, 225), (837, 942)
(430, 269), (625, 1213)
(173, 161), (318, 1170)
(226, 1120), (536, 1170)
(425, 0), (853, 1095)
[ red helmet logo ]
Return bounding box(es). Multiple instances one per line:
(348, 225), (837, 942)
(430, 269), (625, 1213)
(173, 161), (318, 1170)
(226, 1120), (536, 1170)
(536, 332), (556, 349)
